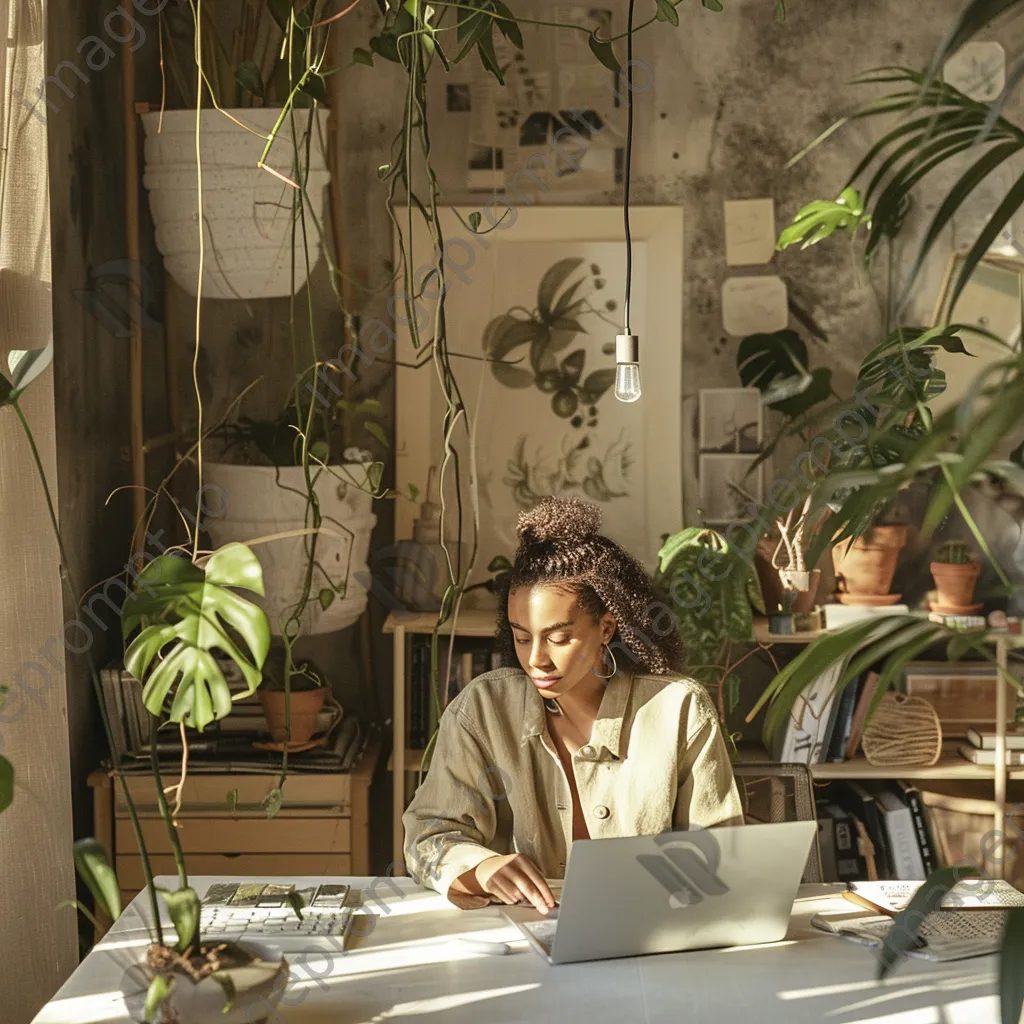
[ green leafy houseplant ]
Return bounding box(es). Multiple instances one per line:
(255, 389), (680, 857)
(1, 340), (283, 1018)
(754, 5), (1024, 1016)
(654, 527), (765, 729)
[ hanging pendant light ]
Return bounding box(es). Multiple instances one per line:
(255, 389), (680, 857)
(614, 0), (641, 404)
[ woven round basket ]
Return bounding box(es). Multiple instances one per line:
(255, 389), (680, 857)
(862, 692), (943, 767)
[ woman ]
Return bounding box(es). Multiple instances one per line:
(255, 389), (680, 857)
(402, 496), (743, 912)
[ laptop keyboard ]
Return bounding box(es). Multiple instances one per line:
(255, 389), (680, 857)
(521, 918), (558, 953)
(200, 905), (352, 938)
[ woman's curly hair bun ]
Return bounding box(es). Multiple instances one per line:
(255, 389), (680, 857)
(516, 496), (602, 545)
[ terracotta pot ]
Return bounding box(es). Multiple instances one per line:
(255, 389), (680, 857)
(259, 686), (326, 744)
(831, 525), (908, 601)
(930, 561), (981, 609)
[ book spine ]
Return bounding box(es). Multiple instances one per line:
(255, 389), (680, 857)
(832, 814), (864, 882)
(903, 786), (939, 875)
(817, 815), (838, 883)
(826, 676), (860, 762)
(103, 668), (127, 761)
(883, 806), (926, 880)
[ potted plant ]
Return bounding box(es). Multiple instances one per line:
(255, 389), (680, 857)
(831, 522), (909, 605)
(655, 525), (765, 729)
(1, 342), (289, 1022)
(142, 2), (331, 298)
(756, 495), (824, 616)
(257, 642), (332, 748)
(206, 375), (386, 638)
(930, 540), (982, 614)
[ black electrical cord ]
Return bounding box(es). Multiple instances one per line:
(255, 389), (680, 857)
(623, 0), (636, 335)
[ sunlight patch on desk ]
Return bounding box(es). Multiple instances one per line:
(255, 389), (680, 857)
(778, 971), (991, 1001)
(32, 990), (131, 1024)
(827, 973), (997, 1018)
(381, 984), (541, 1018)
(815, 996), (997, 1024)
(718, 939), (799, 953)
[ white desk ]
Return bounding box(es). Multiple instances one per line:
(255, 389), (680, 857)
(35, 876), (1002, 1024)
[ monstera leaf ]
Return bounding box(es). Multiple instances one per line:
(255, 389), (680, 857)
(121, 543), (271, 732)
(776, 187), (868, 250)
(737, 329), (833, 418)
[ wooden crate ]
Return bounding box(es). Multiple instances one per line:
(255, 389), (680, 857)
(88, 734), (379, 942)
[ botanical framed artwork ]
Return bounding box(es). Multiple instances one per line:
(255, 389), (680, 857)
(394, 206), (683, 581)
(698, 454), (763, 525)
(699, 387), (762, 453)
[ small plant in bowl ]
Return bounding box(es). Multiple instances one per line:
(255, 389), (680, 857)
(930, 540), (982, 613)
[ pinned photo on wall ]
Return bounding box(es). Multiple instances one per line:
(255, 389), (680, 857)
(699, 388), (763, 453)
(467, 144), (505, 191)
(699, 454), (764, 525)
(724, 198), (776, 267)
(721, 275), (788, 336)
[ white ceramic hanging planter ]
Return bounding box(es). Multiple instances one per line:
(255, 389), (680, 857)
(203, 461), (377, 636)
(141, 108), (331, 299)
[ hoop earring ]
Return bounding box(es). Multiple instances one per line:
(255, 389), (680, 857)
(593, 642), (617, 680)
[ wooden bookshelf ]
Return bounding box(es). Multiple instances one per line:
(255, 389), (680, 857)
(384, 608), (499, 872)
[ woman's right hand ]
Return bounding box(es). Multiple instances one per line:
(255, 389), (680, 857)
(472, 853), (556, 913)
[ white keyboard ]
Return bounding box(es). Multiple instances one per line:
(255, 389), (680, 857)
(200, 905), (352, 938)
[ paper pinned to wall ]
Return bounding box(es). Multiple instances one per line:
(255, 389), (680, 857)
(724, 198), (776, 266)
(463, 4), (620, 193)
(721, 276), (788, 336)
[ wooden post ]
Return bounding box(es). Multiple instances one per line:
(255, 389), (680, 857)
(123, 38), (145, 551)
(994, 637), (1008, 880)
(392, 624), (406, 873)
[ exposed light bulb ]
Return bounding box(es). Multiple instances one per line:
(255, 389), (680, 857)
(614, 333), (641, 403)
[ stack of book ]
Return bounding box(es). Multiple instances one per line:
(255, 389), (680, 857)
(409, 637), (503, 749)
(770, 662), (882, 766)
(99, 661), (365, 774)
(959, 726), (1024, 766)
(816, 780), (939, 882)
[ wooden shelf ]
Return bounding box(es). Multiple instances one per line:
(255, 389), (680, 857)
(737, 742), (1019, 781)
(752, 617), (827, 645)
(383, 608), (497, 637)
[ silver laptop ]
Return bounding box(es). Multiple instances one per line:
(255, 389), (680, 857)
(502, 820), (816, 964)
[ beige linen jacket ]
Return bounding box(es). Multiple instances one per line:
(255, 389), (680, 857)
(402, 667), (743, 900)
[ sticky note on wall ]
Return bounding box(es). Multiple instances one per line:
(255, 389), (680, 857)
(721, 276), (788, 336)
(724, 198), (777, 267)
